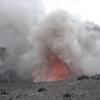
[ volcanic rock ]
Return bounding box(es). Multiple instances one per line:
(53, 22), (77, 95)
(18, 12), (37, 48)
(0, 78), (99, 100)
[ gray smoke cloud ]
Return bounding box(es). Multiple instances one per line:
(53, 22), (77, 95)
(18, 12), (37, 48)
(0, 0), (100, 82)
(0, 0), (44, 80)
(30, 10), (100, 81)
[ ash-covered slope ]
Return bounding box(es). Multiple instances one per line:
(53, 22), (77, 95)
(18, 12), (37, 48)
(0, 77), (100, 100)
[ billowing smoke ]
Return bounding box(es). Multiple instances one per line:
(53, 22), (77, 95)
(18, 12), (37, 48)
(30, 10), (100, 81)
(0, 0), (100, 82)
(0, 0), (44, 81)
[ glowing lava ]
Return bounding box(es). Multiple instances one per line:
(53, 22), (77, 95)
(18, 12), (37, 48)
(37, 49), (73, 82)
(32, 48), (74, 82)
(45, 50), (72, 81)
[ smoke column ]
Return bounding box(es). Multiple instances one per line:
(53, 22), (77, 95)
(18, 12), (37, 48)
(30, 10), (100, 81)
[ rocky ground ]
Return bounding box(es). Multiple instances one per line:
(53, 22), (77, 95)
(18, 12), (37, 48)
(0, 76), (100, 100)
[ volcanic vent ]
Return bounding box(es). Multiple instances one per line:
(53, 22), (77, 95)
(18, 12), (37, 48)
(31, 10), (100, 82)
(32, 48), (73, 82)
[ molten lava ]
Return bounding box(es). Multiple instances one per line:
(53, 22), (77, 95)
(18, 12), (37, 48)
(32, 49), (73, 82)
(45, 51), (72, 81)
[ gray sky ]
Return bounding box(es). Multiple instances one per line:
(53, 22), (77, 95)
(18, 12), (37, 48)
(43, 0), (100, 25)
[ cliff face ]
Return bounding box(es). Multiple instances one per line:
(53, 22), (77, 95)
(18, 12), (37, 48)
(0, 47), (9, 81)
(0, 47), (25, 81)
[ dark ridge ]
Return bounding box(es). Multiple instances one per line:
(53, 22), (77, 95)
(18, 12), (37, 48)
(90, 74), (100, 80)
(77, 75), (89, 81)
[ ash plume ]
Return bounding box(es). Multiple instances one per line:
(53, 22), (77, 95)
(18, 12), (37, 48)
(30, 10), (100, 81)
(0, 0), (100, 82)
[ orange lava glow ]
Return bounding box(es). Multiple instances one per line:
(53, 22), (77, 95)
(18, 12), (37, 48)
(32, 49), (73, 82)
(40, 50), (73, 81)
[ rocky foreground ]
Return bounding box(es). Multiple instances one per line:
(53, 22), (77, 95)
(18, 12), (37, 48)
(0, 76), (100, 100)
